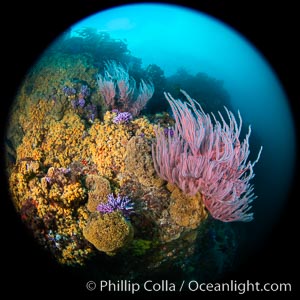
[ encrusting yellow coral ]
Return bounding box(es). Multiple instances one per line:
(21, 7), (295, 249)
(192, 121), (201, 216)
(86, 115), (132, 181)
(85, 174), (112, 212)
(7, 49), (213, 268)
(131, 116), (155, 139)
(168, 184), (208, 229)
(85, 111), (156, 185)
(83, 211), (134, 255)
(8, 101), (159, 265)
(9, 160), (93, 265)
(41, 112), (88, 168)
(125, 136), (164, 188)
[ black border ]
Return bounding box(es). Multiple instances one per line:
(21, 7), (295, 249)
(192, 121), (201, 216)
(1, 1), (299, 298)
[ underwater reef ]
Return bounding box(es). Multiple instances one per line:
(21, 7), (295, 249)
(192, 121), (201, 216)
(5, 36), (262, 281)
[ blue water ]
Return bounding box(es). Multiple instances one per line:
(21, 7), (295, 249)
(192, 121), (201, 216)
(71, 3), (296, 246)
(72, 3), (296, 252)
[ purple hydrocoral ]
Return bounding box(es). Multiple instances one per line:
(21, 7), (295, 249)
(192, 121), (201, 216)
(163, 127), (174, 138)
(113, 111), (133, 124)
(78, 97), (85, 108)
(85, 104), (97, 122)
(97, 194), (134, 218)
(80, 85), (90, 97)
(152, 90), (263, 223)
(62, 84), (97, 121)
(62, 86), (76, 96)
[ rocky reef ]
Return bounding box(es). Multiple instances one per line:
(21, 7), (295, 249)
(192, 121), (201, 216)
(5, 51), (237, 280)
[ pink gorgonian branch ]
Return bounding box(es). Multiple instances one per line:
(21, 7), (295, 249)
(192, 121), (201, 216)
(130, 80), (154, 116)
(97, 61), (154, 116)
(96, 70), (116, 109)
(152, 90), (262, 222)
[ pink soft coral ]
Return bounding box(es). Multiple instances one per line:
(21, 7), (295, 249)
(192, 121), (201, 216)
(152, 90), (262, 222)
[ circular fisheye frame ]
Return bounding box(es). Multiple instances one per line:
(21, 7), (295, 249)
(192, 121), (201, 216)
(5, 3), (296, 283)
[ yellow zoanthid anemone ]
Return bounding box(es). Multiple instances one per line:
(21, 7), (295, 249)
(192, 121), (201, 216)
(83, 211), (134, 255)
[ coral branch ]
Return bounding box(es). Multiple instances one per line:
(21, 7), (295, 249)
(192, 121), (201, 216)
(96, 70), (116, 108)
(97, 60), (154, 116)
(152, 90), (262, 222)
(130, 80), (154, 116)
